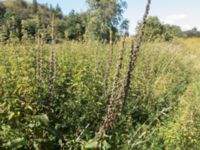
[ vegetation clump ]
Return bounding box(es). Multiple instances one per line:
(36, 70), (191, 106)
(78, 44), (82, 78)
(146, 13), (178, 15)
(0, 0), (200, 150)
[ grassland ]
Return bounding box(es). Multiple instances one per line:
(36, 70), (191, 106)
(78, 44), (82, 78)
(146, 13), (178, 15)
(0, 38), (200, 149)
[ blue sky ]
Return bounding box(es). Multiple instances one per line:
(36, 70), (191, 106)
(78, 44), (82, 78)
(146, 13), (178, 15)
(31, 0), (200, 34)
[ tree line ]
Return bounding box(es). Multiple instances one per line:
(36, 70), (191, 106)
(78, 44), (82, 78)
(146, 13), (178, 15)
(0, 0), (199, 44)
(0, 0), (129, 44)
(137, 16), (200, 42)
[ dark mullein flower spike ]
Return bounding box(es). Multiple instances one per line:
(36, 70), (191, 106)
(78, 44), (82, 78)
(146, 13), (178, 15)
(97, 0), (152, 147)
(104, 28), (114, 99)
(121, 0), (151, 104)
(98, 36), (126, 143)
(36, 35), (40, 85)
(47, 13), (56, 113)
(109, 36), (126, 105)
(36, 33), (44, 100)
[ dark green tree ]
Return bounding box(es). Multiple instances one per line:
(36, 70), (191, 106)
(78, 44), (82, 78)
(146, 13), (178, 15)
(183, 27), (200, 37)
(120, 19), (129, 35)
(0, 3), (6, 21)
(22, 19), (37, 40)
(33, 0), (38, 13)
(136, 16), (183, 41)
(54, 19), (67, 40)
(86, 0), (128, 41)
(0, 24), (10, 43)
(163, 24), (182, 41)
(136, 16), (163, 41)
(11, 16), (23, 41)
(65, 10), (86, 40)
(55, 4), (63, 18)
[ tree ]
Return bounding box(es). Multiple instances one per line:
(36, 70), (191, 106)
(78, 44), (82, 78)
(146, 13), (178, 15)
(86, 0), (128, 41)
(136, 16), (163, 41)
(55, 4), (63, 18)
(49, 4), (53, 12)
(163, 24), (182, 41)
(0, 25), (10, 43)
(65, 10), (87, 40)
(0, 3), (6, 21)
(183, 27), (200, 37)
(11, 16), (23, 42)
(120, 19), (129, 35)
(33, 0), (38, 13)
(22, 19), (37, 40)
(54, 19), (66, 40)
(136, 16), (183, 41)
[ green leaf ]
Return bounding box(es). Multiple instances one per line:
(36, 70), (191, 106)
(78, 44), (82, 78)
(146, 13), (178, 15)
(84, 138), (98, 149)
(83, 137), (110, 150)
(8, 112), (15, 120)
(33, 142), (40, 150)
(3, 138), (25, 148)
(25, 104), (33, 111)
(102, 140), (111, 150)
(36, 114), (49, 126)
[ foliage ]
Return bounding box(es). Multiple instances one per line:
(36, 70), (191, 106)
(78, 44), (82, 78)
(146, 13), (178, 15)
(32, 0), (38, 13)
(85, 0), (128, 41)
(183, 27), (200, 38)
(136, 16), (183, 41)
(0, 3), (6, 21)
(0, 38), (200, 149)
(0, 0), (129, 43)
(65, 10), (87, 40)
(1, 1), (200, 150)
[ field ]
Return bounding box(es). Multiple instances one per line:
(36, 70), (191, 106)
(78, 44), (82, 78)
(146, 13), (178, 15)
(0, 38), (200, 149)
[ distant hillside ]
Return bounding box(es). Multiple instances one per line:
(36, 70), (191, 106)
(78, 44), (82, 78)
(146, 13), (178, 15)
(0, 0), (68, 43)
(0, 0), (130, 43)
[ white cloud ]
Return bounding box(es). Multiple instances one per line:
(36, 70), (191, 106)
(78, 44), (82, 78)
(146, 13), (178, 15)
(163, 14), (187, 24)
(160, 14), (195, 31)
(180, 24), (192, 30)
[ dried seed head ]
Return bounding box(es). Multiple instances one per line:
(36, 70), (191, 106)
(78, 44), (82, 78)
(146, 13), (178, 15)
(104, 28), (114, 98)
(97, 0), (152, 147)
(47, 13), (56, 113)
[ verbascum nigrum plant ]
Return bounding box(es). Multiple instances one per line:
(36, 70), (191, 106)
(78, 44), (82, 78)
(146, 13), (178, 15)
(97, 0), (152, 147)
(47, 13), (56, 113)
(104, 28), (114, 99)
(109, 36), (126, 106)
(36, 34), (44, 100)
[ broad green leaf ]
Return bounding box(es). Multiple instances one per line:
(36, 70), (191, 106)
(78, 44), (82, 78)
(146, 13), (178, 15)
(36, 114), (49, 126)
(8, 112), (15, 120)
(84, 138), (98, 149)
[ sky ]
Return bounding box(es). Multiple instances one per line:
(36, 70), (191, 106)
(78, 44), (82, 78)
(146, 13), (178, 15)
(28, 0), (200, 34)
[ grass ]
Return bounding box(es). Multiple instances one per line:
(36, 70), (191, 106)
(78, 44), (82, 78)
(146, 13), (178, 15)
(0, 38), (200, 149)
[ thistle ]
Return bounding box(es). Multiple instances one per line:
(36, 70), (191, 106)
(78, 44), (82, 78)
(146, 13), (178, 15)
(97, 0), (152, 146)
